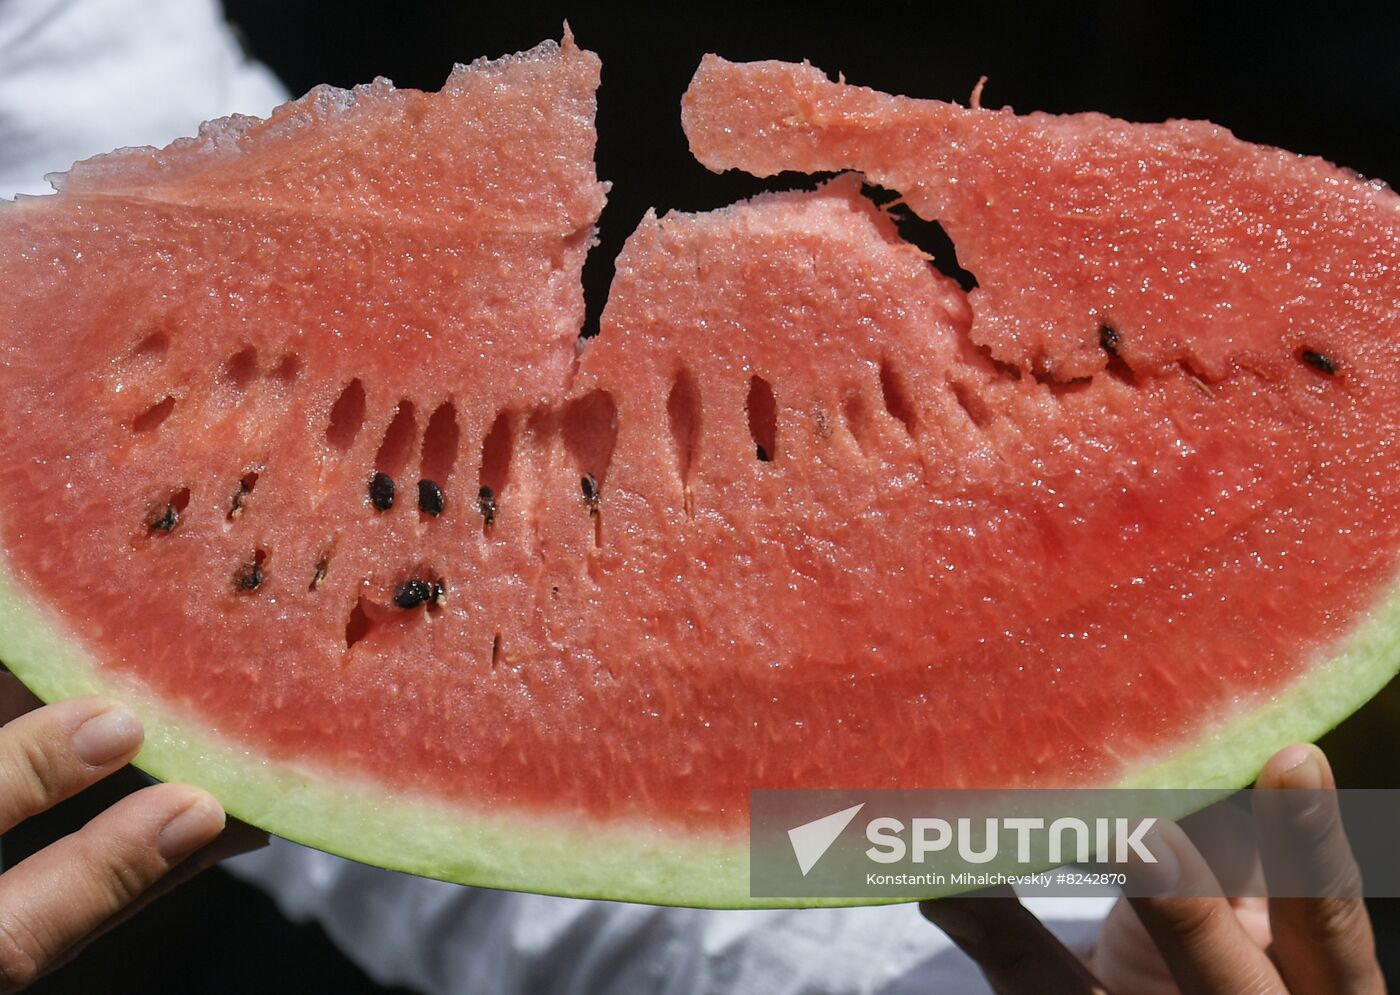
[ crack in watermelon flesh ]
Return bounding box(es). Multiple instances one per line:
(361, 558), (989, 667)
(1, 35), (1399, 906)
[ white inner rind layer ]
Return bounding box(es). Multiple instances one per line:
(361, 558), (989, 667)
(1, 541), (1397, 909)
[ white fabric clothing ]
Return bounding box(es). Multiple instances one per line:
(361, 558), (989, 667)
(0, 0), (284, 197)
(227, 840), (1113, 995)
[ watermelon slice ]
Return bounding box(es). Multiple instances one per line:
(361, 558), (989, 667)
(2, 37), (1399, 908)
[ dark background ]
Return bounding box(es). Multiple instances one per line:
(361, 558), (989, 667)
(9, 0), (1400, 991)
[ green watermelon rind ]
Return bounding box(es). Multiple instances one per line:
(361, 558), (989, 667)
(1, 544), (1397, 909)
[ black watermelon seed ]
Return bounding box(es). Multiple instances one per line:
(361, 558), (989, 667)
(418, 479), (445, 516)
(756, 444), (771, 462)
(369, 471), (395, 511)
(234, 561), (263, 592)
(1300, 349), (1338, 375)
(394, 578), (433, 609)
(478, 486), (497, 525)
(229, 477), (253, 519)
(1099, 323), (1121, 356)
(148, 504), (179, 533)
(581, 473), (599, 513)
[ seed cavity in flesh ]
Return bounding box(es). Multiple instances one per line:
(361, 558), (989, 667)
(345, 597), (373, 648)
(229, 472), (258, 520)
(234, 560), (263, 592)
(148, 504), (179, 533)
(877, 363), (915, 437)
(394, 578), (433, 610)
(746, 374), (778, 460)
(478, 486), (497, 526)
(1098, 322), (1136, 383)
(581, 473), (599, 515)
(310, 558), (329, 591)
(132, 396), (176, 434)
(1300, 349), (1338, 375)
(146, 487), (190, 534)
(326, 379), (367, 451)
(370, 471), (395, 511)
(418, 479), (444, 516)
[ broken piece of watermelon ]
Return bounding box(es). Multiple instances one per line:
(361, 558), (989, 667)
(1, 37), (1398, 907)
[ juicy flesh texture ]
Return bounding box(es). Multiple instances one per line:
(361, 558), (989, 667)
(0, 44), (1399, 839)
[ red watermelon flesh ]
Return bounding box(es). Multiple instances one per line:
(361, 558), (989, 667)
(0, 39), (1398, 907)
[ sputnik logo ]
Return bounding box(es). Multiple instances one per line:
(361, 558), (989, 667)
(787, 803), (865, 876)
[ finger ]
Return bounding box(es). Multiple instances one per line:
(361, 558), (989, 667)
(1178, 794), (1265, 897)
(1127, 821), (1284, 995)
(182, 816), (270, 871)
(0, 673), (42, 726)
(35, 816), (270, 980)
(0, 697), (143, 833)
(1092, 897), (1179, 995)
(97, 816), (270, 925)
(0, 782), (223, 990)
(1255, 744), (1384, 995)
(921, 888), (1109, 994)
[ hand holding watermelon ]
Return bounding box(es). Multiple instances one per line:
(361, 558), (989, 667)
(0, 672), (265, 989)
(922, 744), (1384, 994)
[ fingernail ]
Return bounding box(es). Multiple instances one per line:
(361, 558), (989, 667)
(1124, 822), (1180, 896)
(1277, 745), (1325, 790)
(72, 705), (143, 766)
(157, 796), (224, 862)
